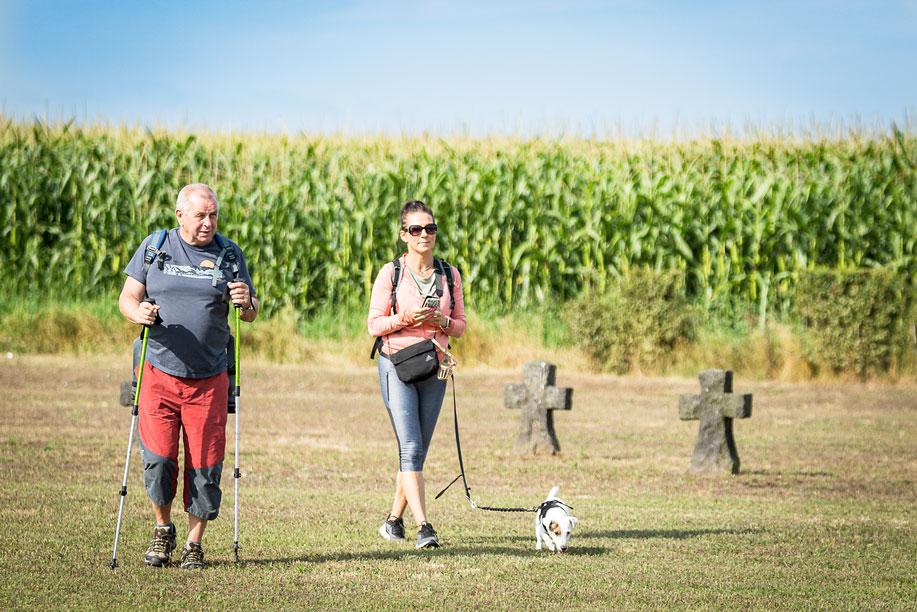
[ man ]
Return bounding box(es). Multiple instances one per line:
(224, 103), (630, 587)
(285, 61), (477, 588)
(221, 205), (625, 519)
(119, 183), (258, 569)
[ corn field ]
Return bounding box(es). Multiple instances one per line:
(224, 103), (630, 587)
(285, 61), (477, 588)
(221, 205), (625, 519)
(1, 119), (914, 320)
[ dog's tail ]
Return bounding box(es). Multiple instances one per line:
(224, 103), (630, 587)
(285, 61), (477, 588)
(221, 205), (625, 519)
(547, 486), (560, 500)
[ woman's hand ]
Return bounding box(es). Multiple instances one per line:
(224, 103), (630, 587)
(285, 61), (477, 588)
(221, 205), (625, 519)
(402, 307), (434, 327)
(431, 309), (450, 329)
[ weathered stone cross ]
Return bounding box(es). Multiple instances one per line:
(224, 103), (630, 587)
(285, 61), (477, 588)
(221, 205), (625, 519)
(505, 361), (572, 455)
(679, 369), (752, 474)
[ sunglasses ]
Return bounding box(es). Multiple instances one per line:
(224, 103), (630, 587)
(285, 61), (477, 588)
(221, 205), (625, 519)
(403, 223), (438, 237)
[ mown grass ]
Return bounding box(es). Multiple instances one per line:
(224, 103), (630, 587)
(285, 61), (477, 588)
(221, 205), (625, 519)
(0, 354), (914, 609)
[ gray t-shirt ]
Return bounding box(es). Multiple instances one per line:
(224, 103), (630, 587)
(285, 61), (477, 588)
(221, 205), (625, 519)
(124, 228), (256, 379)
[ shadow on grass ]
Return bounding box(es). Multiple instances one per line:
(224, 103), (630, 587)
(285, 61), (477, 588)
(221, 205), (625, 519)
(742, 470), (833, 478)
(576, 527), (762, 540)
(209, 528), (761, 567)
(493, 527), (762, 544)
(211, 544), (582, 566)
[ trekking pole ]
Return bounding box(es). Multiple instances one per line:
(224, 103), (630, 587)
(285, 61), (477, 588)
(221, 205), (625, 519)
(232, 301), (242, 562)
(110, 298), (154, 570)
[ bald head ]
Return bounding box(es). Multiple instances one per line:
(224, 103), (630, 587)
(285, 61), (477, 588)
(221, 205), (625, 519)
(176, 183), (220, 214)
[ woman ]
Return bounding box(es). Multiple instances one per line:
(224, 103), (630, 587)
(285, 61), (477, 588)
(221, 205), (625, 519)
(367, 200), (466, 549)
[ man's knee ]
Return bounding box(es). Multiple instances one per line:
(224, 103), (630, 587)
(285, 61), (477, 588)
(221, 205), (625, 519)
(141, 444), (178, 506)
(184, 464), (223, 521)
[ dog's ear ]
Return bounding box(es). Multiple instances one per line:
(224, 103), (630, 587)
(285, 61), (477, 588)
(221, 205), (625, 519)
(569, 516), (578, 528)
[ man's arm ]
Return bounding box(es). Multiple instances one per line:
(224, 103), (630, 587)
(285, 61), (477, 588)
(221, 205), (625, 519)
(119, 276), (159, 326)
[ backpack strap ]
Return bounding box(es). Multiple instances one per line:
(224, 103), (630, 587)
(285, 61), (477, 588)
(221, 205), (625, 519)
(370, 257), (404, 360)
(213, 235), (240, 394)
(434, 258), (455, 306)
(434, 258), (456, 350)
(141, 230), (168, 276)
(212, 233), (240, 286)
(390, 257), (402, 314)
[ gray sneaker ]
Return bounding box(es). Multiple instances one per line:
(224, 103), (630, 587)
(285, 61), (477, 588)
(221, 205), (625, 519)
(415, 522), (440, 549)
(179, 542), (205, 570)
(144, 524), (176, 567)
(379, 516), (405, 541)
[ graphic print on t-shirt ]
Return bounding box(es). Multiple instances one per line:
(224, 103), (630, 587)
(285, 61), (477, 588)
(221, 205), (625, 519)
(163, 263), (219, 280)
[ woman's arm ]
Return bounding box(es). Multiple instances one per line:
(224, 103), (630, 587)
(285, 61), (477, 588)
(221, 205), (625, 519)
(368, 264), (410, 337)
(443, 268), (466, 338)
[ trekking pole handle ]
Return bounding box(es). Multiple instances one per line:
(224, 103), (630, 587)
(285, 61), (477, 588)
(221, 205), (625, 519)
(140, 298), (158, 327)
(227, 275), (244, 309)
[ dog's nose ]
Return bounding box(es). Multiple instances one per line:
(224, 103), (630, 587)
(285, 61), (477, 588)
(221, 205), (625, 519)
(560, 547), (567, 553)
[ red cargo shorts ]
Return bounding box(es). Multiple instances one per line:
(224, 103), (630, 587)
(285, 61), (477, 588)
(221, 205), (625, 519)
(137, 362), (228, 520)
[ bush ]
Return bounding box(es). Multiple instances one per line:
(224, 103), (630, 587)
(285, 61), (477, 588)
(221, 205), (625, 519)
(794, 269), (913, 377)
(568, 269), (695, 374)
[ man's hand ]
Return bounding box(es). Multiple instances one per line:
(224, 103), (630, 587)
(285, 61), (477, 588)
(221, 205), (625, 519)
(228, 281), (253, 310)
(132, 301), (160, 326)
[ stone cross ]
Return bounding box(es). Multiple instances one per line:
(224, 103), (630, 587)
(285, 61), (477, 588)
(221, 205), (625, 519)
(679, 369), (752, 474)
(505, 361), (572, 455)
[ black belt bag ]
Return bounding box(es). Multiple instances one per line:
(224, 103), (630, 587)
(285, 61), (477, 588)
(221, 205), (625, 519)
(389, 339), (439, 383)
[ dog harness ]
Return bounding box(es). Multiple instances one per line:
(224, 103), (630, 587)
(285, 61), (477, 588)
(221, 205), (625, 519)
(538, 499), (574, 529)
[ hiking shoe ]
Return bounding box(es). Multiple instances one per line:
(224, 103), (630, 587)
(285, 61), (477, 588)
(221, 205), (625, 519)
(144, 524), (176, 567)
(415, 522), (440, 549)
(379, 516), (405, 541)
(179, 542), (206, 570)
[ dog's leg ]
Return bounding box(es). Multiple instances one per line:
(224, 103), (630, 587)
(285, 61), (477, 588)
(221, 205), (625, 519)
(535, 519), (543, 550)
(544, 535), (555, 552)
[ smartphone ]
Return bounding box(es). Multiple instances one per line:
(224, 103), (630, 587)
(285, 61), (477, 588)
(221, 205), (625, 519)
(423, 296), (440, 310)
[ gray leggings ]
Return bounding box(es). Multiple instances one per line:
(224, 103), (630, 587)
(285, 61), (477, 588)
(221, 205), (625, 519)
(377, 355), (447, 472)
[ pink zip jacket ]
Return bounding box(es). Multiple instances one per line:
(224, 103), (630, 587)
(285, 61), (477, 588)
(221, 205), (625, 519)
(367, 255), (466, 357)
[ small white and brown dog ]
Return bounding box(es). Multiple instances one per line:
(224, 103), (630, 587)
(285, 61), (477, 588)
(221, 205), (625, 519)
(535, 486), (577, 553)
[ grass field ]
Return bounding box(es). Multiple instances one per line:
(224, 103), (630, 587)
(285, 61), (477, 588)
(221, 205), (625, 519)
(1, 354), (915, 610)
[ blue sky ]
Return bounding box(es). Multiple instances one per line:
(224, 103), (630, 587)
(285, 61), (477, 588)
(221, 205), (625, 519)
(1, 0), (914, 136)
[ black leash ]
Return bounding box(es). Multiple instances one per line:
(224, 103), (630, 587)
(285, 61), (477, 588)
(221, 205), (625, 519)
(434, 375), (544, 514)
